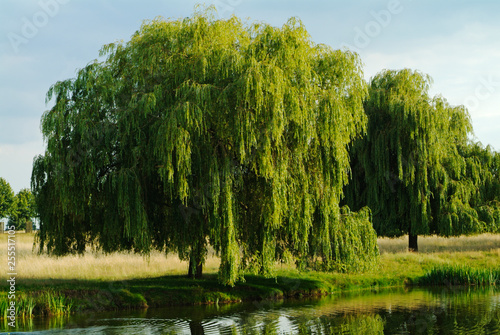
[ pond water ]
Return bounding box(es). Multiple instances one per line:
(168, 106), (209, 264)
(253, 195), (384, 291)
(3, 287), (499, 334)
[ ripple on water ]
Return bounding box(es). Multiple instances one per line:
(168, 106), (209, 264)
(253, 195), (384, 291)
(4, 288), (499, 334)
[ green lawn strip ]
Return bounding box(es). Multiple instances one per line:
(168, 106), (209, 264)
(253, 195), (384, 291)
(2, 251), (499, 317)
(0, 272), (410, 316)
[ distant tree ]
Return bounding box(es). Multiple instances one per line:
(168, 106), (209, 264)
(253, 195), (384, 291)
(0, 178), (14, 221)
(9, 188), (37, 230)
(32, 9), (378, 285)
(441, 141), (500, 234)
(345, 69), (475, 251)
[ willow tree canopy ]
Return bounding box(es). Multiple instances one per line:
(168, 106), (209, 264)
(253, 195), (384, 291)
(448, 142), (500, 234)
(344, 69), (497, 251)
(32, 10), (378, 285)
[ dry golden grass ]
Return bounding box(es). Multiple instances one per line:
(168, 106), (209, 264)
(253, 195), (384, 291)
(0, 232), (220, 281)
(1, 232), (499, 282)
(377, 233), (500, 254)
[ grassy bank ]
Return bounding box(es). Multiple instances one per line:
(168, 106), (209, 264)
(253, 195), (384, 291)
(1, 233), (499, 317)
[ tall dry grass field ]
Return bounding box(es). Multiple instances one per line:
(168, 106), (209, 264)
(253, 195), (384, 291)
(1, 232), (499, 282)
(0, 232), (220, 282)
(377, 234), (500, 254)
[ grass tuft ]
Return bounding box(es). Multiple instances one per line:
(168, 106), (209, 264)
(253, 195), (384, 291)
(418, 265), (500, 286)
(44, 291), (73, 315)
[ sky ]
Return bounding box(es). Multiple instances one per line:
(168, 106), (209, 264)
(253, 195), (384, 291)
(1, 0), (500, 193)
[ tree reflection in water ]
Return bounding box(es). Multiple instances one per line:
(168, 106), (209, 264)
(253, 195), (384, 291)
(3, 288), (499, 334)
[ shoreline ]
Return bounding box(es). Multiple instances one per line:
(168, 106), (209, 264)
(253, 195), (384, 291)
(2, 253), (499, 318)
(2, 233), (499, 318)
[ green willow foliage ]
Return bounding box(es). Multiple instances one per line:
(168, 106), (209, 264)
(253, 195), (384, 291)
(9, 188), (36, 230)
(328, 206), (379, 273)
(32, 10), (378, 285)
(0, 177), (14, 219)
(447, 142), (500, 234)
(345, 69), (500, 250)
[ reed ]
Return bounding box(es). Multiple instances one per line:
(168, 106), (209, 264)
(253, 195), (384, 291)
(0, 291), (73, 319)
(0, 299), (7, 319)
(0, 293), (35, 319)
(418, 265), (500, 286)
(16, 297), (36, 318)
(44, 291), (73, 315)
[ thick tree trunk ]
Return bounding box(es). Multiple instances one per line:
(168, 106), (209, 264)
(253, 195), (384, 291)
(188, 242), (204, 279)
(408, 233), (418, 252)
(188, 259), (194, 279)
(188, 254), (203, 279)
(195, 262), (203, 279)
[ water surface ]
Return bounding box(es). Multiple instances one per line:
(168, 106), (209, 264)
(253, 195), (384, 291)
(3, 287), (499, 334)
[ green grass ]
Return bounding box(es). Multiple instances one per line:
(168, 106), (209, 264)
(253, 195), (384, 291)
(0, 273), (328, 317)
(1, 233), (500, 317)
(418, 265), (500, 286)
(3, 249), (499, 317)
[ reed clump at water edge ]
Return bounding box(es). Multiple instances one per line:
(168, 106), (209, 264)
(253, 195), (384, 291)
(0, 290), (73, 320)
(418, 265), (500, 286)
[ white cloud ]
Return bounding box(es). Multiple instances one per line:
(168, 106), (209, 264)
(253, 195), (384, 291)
(0, 140), (44, 193)
(0, 116), (42, 144)
(1, 0), (500, 192)
(0, 54), (34, 72)
(358, 20), (500, 150)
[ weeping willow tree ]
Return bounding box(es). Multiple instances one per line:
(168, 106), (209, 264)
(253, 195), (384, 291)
(32, 8), (377, 285)
(345, 69), (477, 251)
(444, 141), (500, 234)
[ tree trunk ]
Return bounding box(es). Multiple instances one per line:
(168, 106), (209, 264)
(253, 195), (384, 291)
(188, 242), (204, 279)
(408, 233), (418, 252)
(25, 220), (33, 233)
(195, 261), (203, 279)
(188, 254), (203, 279)
(188, 259), (194, 279)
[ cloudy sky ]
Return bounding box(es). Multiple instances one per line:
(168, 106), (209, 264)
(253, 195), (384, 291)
(1, 0), (499, 193)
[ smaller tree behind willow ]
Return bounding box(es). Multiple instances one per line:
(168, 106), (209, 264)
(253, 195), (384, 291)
(473, 144), (500, 232)
(33, 9), (378, 285)
(345, 69), (475, 251)
(9, 189), (36, 230)
(441, 141), (500, 234)
(0, 178), (14, 221)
